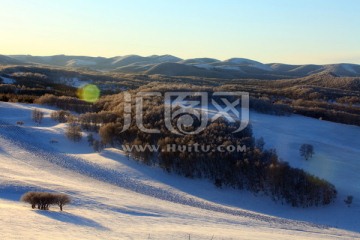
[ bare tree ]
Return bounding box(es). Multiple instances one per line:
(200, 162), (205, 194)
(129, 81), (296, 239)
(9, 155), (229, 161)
(55, 194), (71, 211)
(87, 133), (94, 146)
(99, 123), (117, 146)
(66, 123), (82, 142)
(93, 140), (104, 152)
(21, 192), (37, 209)
(32, 109), (44, 125)
(299, 144), (314, 160)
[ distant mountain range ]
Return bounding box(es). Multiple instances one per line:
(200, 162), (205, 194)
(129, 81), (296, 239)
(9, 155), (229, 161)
(2, 54), (360, 79)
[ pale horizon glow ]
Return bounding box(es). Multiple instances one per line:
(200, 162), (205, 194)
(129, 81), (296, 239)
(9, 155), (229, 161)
(0, 0), (360, 64)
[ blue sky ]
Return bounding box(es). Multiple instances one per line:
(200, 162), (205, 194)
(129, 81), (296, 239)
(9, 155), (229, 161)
(0, 0), (359, 64)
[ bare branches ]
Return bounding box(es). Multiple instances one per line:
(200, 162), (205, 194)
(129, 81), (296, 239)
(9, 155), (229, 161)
(21, 192), (71, 211)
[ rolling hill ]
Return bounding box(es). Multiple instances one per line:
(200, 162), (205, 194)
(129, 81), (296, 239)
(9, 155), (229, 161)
(0, 55), (24, 65)
(0, 102), (359, 239)
(6, 54), (360, 79)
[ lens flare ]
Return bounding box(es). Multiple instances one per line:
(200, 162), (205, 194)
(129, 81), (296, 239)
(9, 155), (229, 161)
(78, 84), (100, 103)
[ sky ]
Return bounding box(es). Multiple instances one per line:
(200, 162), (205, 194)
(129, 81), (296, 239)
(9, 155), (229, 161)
(0, 0), (359, 64)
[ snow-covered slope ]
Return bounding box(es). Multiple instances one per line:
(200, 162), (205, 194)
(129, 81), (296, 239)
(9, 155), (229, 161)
(222, 58), (273, 71)
(66, 59), (97, 67)
(0, 102), (359, 239)
(250, 111), (360, 228)
(58, 77), (89, 88)
(0, 76), (16, 84)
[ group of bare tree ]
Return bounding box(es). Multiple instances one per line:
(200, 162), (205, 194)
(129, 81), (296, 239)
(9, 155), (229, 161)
(218, 81), (360, 127)
(89, 86), (338, 207)
(51, 110), (71, 123)
(49, 110), (83, 142)
(21, 192), (71, 211)
(36, 94), (95, 113)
